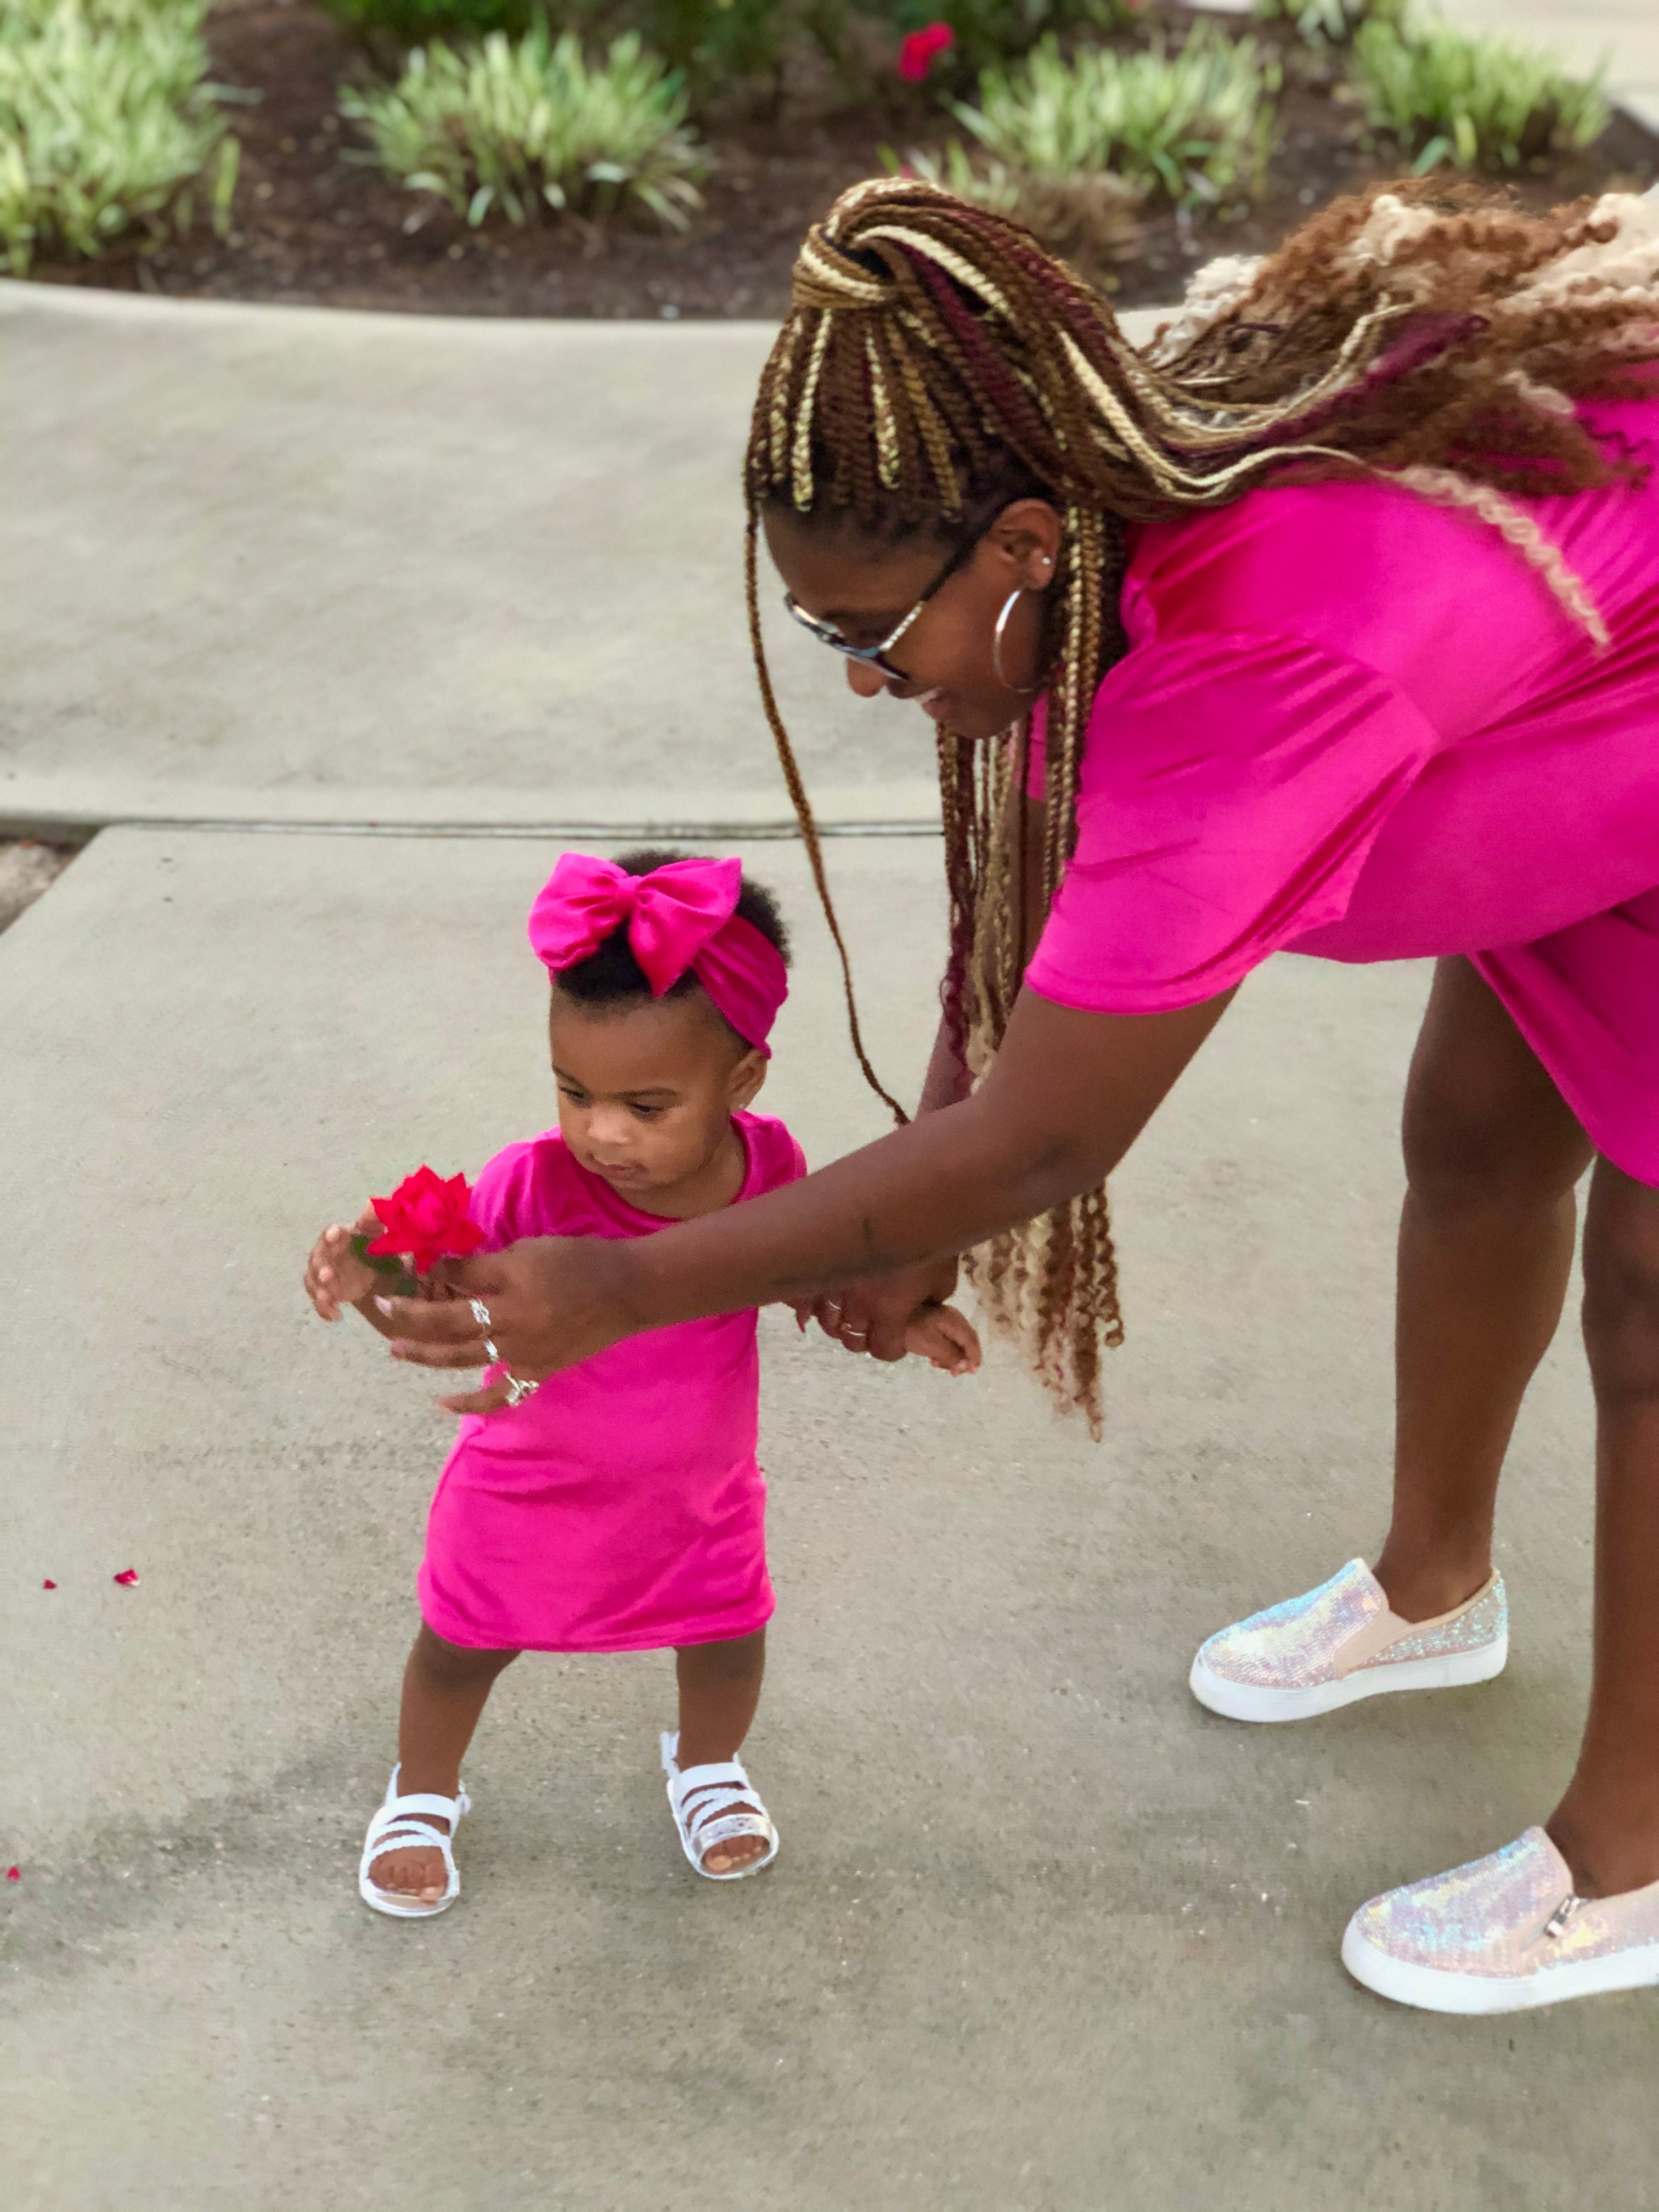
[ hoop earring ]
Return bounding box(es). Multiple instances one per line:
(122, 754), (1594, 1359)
(991, 587), (1039, 695)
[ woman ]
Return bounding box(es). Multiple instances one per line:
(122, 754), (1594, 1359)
(386, 178), (1659, 2013)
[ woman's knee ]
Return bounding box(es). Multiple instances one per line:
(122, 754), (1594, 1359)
(1402, 962), (1590, 1212)
(1582, 1164), (1659, 1400)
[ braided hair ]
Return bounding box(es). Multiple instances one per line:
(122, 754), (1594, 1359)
(744, 174), (1659, 1431)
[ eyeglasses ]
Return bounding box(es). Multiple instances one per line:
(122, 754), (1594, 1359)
(782, 528), (984, 683)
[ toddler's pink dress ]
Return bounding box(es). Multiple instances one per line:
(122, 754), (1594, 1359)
(418, 1109), (805, 1652)
(1025, 397), (1659, 1183)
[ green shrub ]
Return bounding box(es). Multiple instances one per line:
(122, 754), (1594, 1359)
(635, 0), (797, 92)
(0, 0), (237, 274)
(892, 139), (1142, 287)
(956, 26), (1278, 207)
(318, 0), (534, 49)
(1251, 0), (1400, 49)
(1351, 15), (1607, 170)
(341, 24), (706, 228)
(885, 0), (1142, 80)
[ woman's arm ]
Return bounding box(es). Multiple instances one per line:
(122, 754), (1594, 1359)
(382, 981), (1234, 1384)
(805, 791), (1051, 1357)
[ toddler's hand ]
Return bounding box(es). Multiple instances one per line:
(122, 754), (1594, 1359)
(903, 1300), (981, 1377)
(304, 1207), (382, 1321)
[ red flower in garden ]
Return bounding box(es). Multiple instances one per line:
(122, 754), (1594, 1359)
(366, 1166), (486, 1278)
(898, 21), (955, 82)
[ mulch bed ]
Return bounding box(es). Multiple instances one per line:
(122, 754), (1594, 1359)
(25, 0), (1658, 317)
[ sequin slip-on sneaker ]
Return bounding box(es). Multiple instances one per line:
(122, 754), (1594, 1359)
(1342, 1827), (1659, 2013)
(1189, 1558), (1506, 1722)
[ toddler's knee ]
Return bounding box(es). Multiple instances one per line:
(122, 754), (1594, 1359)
(678, 1630), (764, 1679)
(414, 1624), (518, 1685)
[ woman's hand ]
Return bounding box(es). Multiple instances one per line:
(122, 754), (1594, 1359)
(793, 1256), (962, 1361)
(375, 1235), (630, 1386)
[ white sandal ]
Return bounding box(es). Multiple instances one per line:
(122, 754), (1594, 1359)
(661, 1731), (778, 1881)
(358, 1763), (471, 1920)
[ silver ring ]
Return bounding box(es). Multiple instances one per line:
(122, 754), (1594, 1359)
(505, 1373), (539, 1406)
(844, 1329), (868, 1340)
(469, 1299), (493, 1330)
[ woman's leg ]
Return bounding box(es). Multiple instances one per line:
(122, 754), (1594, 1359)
(368, 1623), (519, 1904)
(1548, 1161), (1659, 1897)
(1374, 957), (1593, 1621)
(674, 1629), (768, 1874)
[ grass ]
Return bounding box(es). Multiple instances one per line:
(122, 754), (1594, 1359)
(1351, 13), (1607, 171)
(340, 23), (706, 228)
(955, 24), (1278, 208)
(0, 0), (238, 274)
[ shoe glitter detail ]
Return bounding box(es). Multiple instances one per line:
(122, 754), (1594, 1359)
(1196, 1559), (1383, 1690)
(1197, 1560), (1506, 1691)
(1350, 1827), (1659, 1981)
(1352, 1577), (1507, 1672)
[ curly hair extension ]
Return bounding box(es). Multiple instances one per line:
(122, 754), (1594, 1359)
(743, 174), (1659, 1432)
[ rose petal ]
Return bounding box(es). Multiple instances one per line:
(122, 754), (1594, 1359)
(5, 1866), (19, 1881)
(42, 1578), (56, 1590)
(113, 1568), (140, 1586)
(366, 1166), (483, 1277)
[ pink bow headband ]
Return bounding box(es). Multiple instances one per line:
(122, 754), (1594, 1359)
(528, 853), (788, 1056)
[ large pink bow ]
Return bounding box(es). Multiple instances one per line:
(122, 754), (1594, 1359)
(527, 853), (788, 1056)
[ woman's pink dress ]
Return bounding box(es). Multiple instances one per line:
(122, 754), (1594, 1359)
(418, 1110), (805, 1652)
(1025, 397), (1659, 1183)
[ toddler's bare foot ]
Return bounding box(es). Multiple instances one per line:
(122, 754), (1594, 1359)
(701, 1816), (768, 1876)
(368, 1816), (450, 1908)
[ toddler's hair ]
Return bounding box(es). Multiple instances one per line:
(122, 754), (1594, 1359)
(553, 849), (791, 1031)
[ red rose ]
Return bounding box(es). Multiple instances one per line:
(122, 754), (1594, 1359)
(366, 1166), (486, 1278)
(898, 21), (955, 82)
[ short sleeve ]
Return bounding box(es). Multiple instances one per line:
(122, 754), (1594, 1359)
(740, 1113), (807, 1195)
(465, 1134), (561, 1253)
(1025, 629), (1438, 1013)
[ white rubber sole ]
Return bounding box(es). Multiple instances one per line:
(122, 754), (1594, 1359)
(1342, 1922), (1659, 2013)
(1188, 1630), (1507, 1722)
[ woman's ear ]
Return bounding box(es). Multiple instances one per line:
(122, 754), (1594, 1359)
(727, 1047), (768, 1111)
(989, 499), (1064, 590)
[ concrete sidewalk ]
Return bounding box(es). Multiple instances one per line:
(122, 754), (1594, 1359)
(0, 286), (1164, 843)
(3, 826), (1650, 2212)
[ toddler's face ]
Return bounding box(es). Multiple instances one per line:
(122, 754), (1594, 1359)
(548, 986), (765, 1211)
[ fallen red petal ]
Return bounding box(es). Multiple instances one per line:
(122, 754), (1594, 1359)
(112, 1568), (140, 1586)
(5, 1866), (19, 1882)
(41, 1578), (57, 1589)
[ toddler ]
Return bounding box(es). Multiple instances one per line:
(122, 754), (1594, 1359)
(304, 848), (979, 1917)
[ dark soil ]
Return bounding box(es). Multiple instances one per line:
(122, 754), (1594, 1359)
(27, 0), (1657, 317)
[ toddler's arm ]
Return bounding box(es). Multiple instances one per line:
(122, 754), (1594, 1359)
(903, 1301), (981, 1378)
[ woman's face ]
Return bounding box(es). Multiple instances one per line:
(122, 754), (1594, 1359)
(763, 498), (1065, 744)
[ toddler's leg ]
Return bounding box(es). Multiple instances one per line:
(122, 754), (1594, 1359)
(674, 1629), (768, 1875)
(368, 1624), (518, 1907)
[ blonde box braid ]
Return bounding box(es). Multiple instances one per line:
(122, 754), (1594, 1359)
(744, 174), (1659, 1433)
